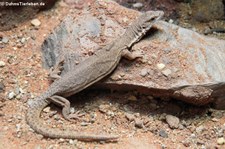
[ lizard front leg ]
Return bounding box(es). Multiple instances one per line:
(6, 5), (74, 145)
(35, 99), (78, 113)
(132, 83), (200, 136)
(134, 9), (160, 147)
(122, 49), (143, 60)
(48, 95), (84, 121)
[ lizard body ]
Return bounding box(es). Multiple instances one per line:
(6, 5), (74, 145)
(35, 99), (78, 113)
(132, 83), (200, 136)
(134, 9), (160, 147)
(26, 11), (164, 141)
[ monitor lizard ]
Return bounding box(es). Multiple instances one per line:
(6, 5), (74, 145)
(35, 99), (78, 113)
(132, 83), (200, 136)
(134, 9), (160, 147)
(26, 11), (164, 141)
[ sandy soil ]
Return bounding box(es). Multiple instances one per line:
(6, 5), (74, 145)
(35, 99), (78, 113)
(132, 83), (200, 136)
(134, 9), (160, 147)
(0, 0), (225, 148)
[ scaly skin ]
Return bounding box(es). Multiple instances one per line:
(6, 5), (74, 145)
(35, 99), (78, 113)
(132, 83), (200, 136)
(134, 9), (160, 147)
(26, 11), (164, 141)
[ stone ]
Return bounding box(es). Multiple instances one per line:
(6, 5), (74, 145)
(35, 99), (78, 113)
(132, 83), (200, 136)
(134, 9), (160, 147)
(195, 125), (205, 134)
(132, 2), (143, 8)
(166, 115), (180, 129)
(0, 61), (5, 67)
(159, 129), (168, 138)
(156, 63), (165, 70)
(31, 19), (41, 27)
(43, 107), (51, 113)
(217, 137), (225, 145)
(125, 113), (135, 121)
(41, 0), (225, 109)
(2, 37), (9, 43)
(8, 91), (16, 99)
(140, 68), (148, 77)
(134, 118), (144, 128)
(21, 37), (26, 43)
(162, 69), (172, 77)
(128, 95), (137, 101)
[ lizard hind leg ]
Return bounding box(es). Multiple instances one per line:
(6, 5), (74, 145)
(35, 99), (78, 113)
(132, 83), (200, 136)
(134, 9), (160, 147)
(48, 95), (84, 121)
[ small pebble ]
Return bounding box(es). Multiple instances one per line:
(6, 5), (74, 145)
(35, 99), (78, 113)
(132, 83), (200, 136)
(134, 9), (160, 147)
(140, 68), (148, 77)
(0, 61), (5, 67)
(16, 124), (21, 132)
(162, 69), (172, 77)
(43, 107), (51, 113)
(20, 37), (26, 44)
(99, 104), (109, 113)
(132, 2), (143, 8)
(195, 125), (205, 134)
(217, 137), (225, 145)
(156, 63), (165, 70)
(8, 91), (16, 99)
(159, 129), (168, 138)
(2, 37), (9, 43)
(166, 115), (180, 129)
(135, 118), (144, 128)
(0, 82), (5, 92)
(169, 19), (174, 24)
(212, 118), (219, 122)
(128, 95), (137, 101)
(31, 19), (41, 27)
(125, 113), (135, 121)
(80, 122), (89, 126)
(69, 139), (74, 145)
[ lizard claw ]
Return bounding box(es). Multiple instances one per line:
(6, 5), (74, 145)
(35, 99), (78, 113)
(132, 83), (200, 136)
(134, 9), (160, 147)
(66, 111), (85, 121)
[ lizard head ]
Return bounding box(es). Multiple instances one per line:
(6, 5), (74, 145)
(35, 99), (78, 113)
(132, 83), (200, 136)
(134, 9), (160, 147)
(122, 10), (164, 48)
(138, 10), (164, 30)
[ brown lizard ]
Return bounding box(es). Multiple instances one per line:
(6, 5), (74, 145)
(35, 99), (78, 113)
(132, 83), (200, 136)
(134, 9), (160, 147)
(26, 11), (164, 141)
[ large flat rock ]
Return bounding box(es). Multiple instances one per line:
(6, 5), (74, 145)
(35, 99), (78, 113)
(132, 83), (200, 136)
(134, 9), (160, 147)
(41, 0), (225, 108)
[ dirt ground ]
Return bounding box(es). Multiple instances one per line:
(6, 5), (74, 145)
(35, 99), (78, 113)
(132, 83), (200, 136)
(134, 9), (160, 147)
(0, 0), (225, 148)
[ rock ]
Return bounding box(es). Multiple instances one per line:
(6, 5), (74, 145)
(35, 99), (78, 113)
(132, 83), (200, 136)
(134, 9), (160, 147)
(162, 69), (172, 77)
(217, 137), (225, 145)
(99, 104), (109, 113)
(134, 118), (144, 128)
(159, 129), (168, 138)
(125, 113), (135, 121)
(8, 91), (16, 99)
(156, 63), (165, 70)
(80, 122), (89, 126)
(128, 95), (137, 101)
(69, 139), (74, 145)
(2, 37), (9, 43)
(43, 107), (51, 113)
(132, 2), (143, 8)
(31, 19), (41, 27)
(140, 68), (148, 77)
(211, 118), (219, 122)
(195, 125), (205, 134)
(20, 37), (26, 44)
(166, 115), (180, 129)
(0, 61), (6, 67)
(41, 0), (225, 109)
(15, 124), (21, 132)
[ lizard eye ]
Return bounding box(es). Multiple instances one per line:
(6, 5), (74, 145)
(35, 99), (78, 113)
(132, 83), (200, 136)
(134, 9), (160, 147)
(150, 17), (156, 21)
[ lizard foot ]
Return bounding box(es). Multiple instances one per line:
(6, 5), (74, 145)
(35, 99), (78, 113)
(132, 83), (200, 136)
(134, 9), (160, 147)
(48, 59), (64, 81)
(48, 95), (83, 122)
(67, 110), (85, 121)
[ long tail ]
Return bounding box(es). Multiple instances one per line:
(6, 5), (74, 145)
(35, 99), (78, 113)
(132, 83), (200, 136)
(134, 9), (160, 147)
(26, 99), (118, 141)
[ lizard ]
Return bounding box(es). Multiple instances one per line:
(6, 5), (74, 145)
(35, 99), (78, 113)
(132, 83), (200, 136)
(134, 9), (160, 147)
(26, 11), (164, 141)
